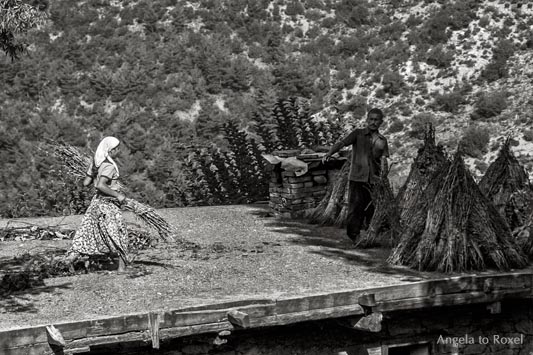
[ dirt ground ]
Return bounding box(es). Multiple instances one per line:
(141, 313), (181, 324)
(0, 204), (500, 330)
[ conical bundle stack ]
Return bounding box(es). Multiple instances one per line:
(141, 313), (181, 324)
(479, 138), (533, 231)
(396, 124), (448, 226)
(355, 163), (400, 248)
(389, 152), (527, 272)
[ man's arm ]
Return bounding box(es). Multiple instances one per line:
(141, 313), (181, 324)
(322, 131), (357, 163)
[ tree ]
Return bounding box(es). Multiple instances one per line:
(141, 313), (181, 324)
(1, 0), (47, 59)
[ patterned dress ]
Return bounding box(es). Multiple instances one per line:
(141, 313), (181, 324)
(70, 162), (128, 262)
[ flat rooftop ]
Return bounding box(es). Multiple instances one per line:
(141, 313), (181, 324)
(1, 204), (531, 335)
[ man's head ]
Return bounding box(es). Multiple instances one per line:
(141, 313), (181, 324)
(366, 108), (384, 132)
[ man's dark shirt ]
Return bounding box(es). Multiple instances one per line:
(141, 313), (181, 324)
(334, 128), (389, 183)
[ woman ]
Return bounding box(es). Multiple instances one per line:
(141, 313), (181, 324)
(66, 136), (129, 272)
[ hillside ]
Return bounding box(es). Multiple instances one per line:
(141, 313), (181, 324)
(1, 0), (533, 217)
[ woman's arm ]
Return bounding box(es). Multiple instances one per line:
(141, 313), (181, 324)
(95, 175), (126, 202)
(83, 176), (93, 187)
(83, 161), (95, 187)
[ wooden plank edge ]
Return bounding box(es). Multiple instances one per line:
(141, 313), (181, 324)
(2, 272), (532, 351)
(375, 288), (531, 313)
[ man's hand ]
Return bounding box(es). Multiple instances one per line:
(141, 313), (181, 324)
(321, 153), (331, 164)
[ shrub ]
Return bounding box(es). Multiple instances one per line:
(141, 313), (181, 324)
(459, 125), (490, 158)
(338, 95), (368, 118)
(433, 90), (466, 113)
(471, 91), (508, 120)
(524, 129), (533, 142)
(478, 15), (490, 28)
(382, 70), (404, 95)
(480, 40), (515, 82)
(387, 119), (404, 134)
(321, 17), (336, 28)
(408, 112), (435, 139)
(425, 45), (454, 68)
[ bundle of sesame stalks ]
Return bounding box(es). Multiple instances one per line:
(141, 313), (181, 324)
(47, 142), (92, 179)
(42, 141), (176, 243)
(43, 141), (126, 190)
(123, 198), (175, 243)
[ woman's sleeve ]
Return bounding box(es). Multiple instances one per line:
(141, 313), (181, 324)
(99, 163), (117, 179)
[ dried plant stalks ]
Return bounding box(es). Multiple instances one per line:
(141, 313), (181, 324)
(122, 198), (175, 243)
(307, 161), (350, 225)
(46, 142), (92, 178)
(356, 164), (400, 248)
(333, 186), (349, 227)
(396, 123), (448, 226)
(479, 137), (533, 231)
(42, 141), (177, 243)
(389, 153), (527, 273)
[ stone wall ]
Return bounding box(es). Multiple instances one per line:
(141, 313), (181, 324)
(89, 300), (533, 355)
(267, 149), (344, 218)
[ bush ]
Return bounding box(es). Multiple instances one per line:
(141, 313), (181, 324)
(382, 70), (404, 95)
(471, 91), (507, 120)
(425, 45), (454, 68)
(480, 40), (515, 82)
(459, 125), (490, 158)
(408, 112), (435, 139)
(478, 15), (490, 28)
(387, 119), (404, 134)
(433, 91), (466, 113)
(524, 129), (533, 142)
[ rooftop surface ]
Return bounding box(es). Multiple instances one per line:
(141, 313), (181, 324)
(0, 204), (527, 331)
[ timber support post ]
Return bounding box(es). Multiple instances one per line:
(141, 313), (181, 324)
(148, 312), (161, 349)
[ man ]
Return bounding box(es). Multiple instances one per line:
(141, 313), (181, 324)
(322, 108), (390, 243)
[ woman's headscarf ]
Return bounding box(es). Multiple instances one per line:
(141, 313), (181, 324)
(94, 136), (120, 176)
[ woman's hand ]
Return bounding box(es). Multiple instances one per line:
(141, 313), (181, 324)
(83, 176), (93, 187)
(117, 194), (126, 203)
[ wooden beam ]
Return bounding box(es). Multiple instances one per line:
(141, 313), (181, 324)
(64, 347), (90, 355)
(375, 289), (530, 313)
(252, 304), (365, 328)
(227, 310), (250, 328)
(148, 312), (160, 349)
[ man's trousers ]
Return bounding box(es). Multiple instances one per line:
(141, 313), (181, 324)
(346, 180), (374, 241)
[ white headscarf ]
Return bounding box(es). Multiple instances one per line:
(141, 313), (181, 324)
(94, 136), (120, 177)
